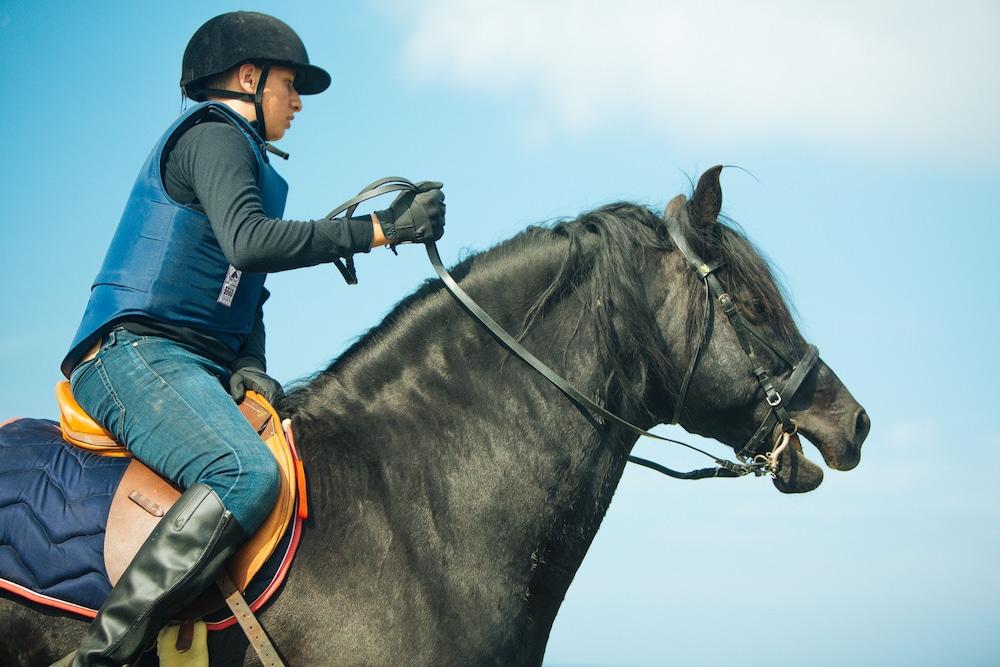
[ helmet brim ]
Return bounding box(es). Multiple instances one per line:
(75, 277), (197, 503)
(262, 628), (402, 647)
(291, 63), (331, 95)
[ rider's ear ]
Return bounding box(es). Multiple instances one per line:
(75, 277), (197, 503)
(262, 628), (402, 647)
(690, 165), (724, 226)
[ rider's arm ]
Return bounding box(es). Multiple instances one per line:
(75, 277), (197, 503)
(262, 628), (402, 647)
(165, 121), (380, 272)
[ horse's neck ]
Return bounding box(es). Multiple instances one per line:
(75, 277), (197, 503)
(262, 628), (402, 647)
(289, 239), (650, 659)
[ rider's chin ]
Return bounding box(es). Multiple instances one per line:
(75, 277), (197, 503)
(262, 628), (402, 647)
(772, 435), (824, 494)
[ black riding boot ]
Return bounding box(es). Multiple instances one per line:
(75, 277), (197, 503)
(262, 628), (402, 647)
(68, 483), (246, 667)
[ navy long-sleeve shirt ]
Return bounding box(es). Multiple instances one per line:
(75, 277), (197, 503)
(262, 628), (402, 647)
(122, 113), (372, 370)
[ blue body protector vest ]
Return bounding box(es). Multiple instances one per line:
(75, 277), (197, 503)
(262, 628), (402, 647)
(62, 102), (288, 377)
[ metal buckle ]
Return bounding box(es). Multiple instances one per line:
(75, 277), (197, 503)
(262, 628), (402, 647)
(748, 454), (770, 476)
(720, 458), (765, 477)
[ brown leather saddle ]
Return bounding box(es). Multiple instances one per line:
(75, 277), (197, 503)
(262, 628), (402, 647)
(54, 380), (305, 599)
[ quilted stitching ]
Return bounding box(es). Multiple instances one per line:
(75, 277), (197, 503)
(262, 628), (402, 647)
(0, 418), (128, 609)
(0, 418), (297, 624)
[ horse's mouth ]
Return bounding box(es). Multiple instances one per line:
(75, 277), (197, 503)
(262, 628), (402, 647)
(771, 433), (824, 494)
(771, 407), (869, 493)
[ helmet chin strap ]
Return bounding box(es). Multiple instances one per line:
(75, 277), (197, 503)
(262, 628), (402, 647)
(194, 63), (290, 159)
(252, 63), (271, 145)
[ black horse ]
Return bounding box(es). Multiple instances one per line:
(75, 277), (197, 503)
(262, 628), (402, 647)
(0, 168), (868, 665)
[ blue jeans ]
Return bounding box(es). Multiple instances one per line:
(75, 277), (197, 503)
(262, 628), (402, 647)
(70, 327), (279, 533)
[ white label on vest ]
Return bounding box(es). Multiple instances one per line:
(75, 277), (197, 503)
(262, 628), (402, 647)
(217, 265), (242, 307)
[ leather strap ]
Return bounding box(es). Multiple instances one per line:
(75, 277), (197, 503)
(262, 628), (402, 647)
(671, 272), (714, 425)
(174, 620), (195, 653)
(217, 572), (286, 667)
(325, 177), (775, 480)
(424, 242), (754, 479)
(664, 214), (821, 459)
(323, 177), (422, 286)
(737, 344), (819, 460)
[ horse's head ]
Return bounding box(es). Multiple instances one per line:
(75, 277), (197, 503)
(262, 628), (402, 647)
(651, 166), (869, 493)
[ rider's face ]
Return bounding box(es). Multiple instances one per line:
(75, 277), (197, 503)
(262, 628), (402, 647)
(259, 65), (302, 141)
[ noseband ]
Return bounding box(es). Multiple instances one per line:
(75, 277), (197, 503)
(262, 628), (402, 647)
(329, 178), (820, 480)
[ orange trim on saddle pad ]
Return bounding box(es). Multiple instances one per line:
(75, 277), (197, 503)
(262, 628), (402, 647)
(283, 418), (309, 520)
(205, 499), (305, 631)
(0, 577), (99, 619)
(207, 419), (306, 631)
(0, 494), (307, 632)
(224, 392), (299, 592)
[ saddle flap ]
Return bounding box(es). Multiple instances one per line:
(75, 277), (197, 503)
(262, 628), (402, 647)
(103, 391), (298, 608)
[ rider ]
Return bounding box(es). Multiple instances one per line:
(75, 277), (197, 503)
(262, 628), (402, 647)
(59, 11), (445, 666)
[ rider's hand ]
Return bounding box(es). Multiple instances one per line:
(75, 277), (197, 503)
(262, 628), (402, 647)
(229, 360), (285, 406)
(376, 181), (445, 247)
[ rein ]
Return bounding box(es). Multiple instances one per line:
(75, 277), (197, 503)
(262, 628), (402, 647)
(329, 177), (820, 481)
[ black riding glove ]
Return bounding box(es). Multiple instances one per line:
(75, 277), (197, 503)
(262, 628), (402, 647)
(376, 181), (446, 248)
(229, 358), (285, 406)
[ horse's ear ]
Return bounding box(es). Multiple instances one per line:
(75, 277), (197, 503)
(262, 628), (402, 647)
(690, 165), (724, 226)
(664, 194), (687, 221)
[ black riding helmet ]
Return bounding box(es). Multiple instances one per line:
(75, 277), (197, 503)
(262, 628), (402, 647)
(180, 11), (330, 143)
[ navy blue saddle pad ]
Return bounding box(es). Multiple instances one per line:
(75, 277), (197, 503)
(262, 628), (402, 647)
(0, 417), (295, 623)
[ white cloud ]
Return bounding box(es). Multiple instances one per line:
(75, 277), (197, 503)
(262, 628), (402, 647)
(382, 0), (999, 165)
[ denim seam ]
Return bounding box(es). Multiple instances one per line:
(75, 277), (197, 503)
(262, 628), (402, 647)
(125, 342), (248, 511)
(95, 361), (127, 443)
(69, 357), (99, 388)
(127, 340), (169, 389)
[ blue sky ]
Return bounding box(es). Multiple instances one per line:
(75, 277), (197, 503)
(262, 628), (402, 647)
(1, 1), (998, 665)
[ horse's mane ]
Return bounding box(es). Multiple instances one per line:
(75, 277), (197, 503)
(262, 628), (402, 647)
(282, 199), (801, 420)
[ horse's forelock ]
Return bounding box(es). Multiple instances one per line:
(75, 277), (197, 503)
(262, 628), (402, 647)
(680, 211), (804, 358)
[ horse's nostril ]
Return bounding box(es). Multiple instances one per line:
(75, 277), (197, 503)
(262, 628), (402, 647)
(854, 409), (871, 445)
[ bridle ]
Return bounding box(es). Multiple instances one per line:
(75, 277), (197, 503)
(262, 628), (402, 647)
(664, 200), (821, 471)
(328, 178), (821, 481)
